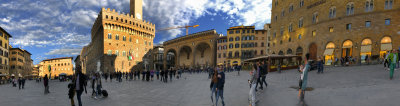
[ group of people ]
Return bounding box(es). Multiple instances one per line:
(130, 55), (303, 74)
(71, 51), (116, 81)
(248, 61), (268, 106)
(210, 65), (225, 106)
(9, 77), (26, 90)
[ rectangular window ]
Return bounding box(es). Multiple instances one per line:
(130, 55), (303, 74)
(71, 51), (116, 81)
(312, 30), (316, 37)
(108, 33), (112, 39)
(289, 5), (293, 12)
(288, 24), (293, 32)
(385, 19), (391, 25)
(229, 31), (234, 34)
(300, 0), (304, 7)
(346, 24), (352, 30)
(280, 28), (284, 35)
(385, 0), (393, 9)
(298, 19), (303, 28)
(365, 21), (371, 28)
(0, 32), (3, 37)
(106, 15), (108, 19)
(329, 27), (334, 32)
(312, 13), (318, 24)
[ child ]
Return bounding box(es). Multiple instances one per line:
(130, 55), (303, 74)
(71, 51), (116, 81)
(67, 83), (75, 106)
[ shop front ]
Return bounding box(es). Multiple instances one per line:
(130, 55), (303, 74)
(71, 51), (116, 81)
(380, 37), (392, 59)
(324, 42), (335, 65)
(360, 39), (372, 63)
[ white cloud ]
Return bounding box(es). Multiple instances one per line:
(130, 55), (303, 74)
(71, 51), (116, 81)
(45, 48), (81, 55)
(70, 9), (98, 27)
(143, 0), (272, 43)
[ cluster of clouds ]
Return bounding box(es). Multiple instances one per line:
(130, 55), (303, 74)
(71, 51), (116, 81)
(0, 0), (271, 62)
(143, 0), (272, 43)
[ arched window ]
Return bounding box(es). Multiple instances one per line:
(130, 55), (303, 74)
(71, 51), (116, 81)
(229, 44), (233, 48)
(287, 49), (293, 55)
(229, 37), (234, 41)
(346, 3), (355, 15)
(365, 0), (374, 12)
(329, 7), (336, 18)
(278, 51), (284, 55)
(235, 37), (240, 41)
(115, 34), (119, 40)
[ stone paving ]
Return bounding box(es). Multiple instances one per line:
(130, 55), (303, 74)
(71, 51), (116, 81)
(0, 64), (399, 106)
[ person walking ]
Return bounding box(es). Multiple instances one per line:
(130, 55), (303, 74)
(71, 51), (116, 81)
(22, 77), (25, 89)
(299, 53), (311, 101)
(216, 66), (225, 106)
(256, 62), (263, 90)
(160, 70), (164, 82)
(165, 70), (168, 83)
(74, 66), (87, 106)
(156, 70), (160, 80)
(44, 74), (50, 94)
(18, 77), (22, 90)
(317, 57), (324, 74)
(210, 69), (218, 105)
(249, 64), (259, 106)
(388, 49), (398, 80)
(95, 73), (102, 98)
(169, 69), (173, 81)
(260, 61), (268, 88)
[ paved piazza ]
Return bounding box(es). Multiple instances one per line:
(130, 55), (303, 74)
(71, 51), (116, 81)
(0, 64), (399, 106)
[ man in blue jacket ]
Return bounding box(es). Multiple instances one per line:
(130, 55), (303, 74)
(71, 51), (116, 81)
(216, 66), (225, 106)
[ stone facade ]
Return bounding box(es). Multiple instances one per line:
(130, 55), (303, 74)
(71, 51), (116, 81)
(216, 35), (227, 66)
(0, 27), (11, 75)
(270, 0), (400, 65)
(80, 0), (155, 75)
(163, 30), (218, 70)
(9, 48), (32, 77)
(225, 26), (268, 66)
(38, 57), (73, 79)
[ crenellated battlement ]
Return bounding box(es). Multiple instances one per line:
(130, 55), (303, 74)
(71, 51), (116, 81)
(101, 7), (155, 27)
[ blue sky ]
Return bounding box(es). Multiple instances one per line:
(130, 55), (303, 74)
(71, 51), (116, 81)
(0, 0), (272, 65)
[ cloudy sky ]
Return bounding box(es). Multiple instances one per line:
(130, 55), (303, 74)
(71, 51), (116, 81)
(0, 0), (272, 64)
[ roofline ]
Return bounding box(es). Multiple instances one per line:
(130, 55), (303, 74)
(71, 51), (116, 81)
(0, 26), (12, 38)
(42, 57), (73, 61)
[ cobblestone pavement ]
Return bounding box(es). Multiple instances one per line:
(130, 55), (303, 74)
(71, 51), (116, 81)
(0, 64), (399, 106)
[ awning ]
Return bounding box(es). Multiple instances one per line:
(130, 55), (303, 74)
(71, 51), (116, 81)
(381, 43), (392, 51)
(361, 45), (372, 53)
(323, 49), (334, 55)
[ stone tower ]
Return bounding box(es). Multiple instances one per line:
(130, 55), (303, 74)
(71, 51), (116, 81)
(130, 0), (143, 20)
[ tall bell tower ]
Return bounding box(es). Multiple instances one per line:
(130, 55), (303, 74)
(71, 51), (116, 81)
(130, 0), (143, 20)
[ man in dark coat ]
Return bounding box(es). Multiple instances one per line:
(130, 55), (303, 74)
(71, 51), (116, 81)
(74, 66), (87, 106)
(44, 74), (50, 94)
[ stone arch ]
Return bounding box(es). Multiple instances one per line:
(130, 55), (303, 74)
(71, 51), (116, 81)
(194, 42), (212, 68)
(278, 50), (284, 55)
(296, 47), (303, 56)
(165, 49), (177, 69)
(342, 40), (353, 58)
(287, 48), (293, 55)
(178, 45), (193, 67)
(380, 36), (393, 58)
